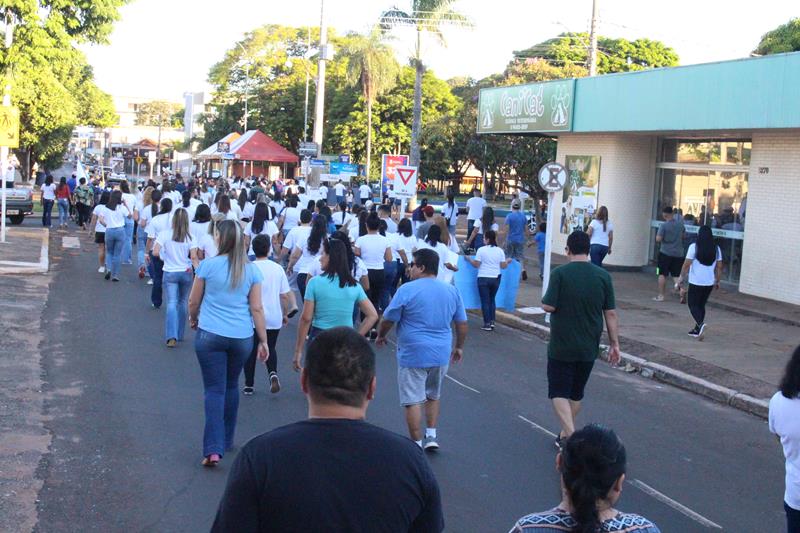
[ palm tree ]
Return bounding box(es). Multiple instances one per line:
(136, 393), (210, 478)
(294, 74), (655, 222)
(343, 30), (400, 182)
(380, 1), (471, 167)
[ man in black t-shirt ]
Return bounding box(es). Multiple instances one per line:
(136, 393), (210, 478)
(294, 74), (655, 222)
(212, 327), (444, 533)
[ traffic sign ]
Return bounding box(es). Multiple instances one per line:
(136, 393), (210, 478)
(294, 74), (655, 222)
(135, 156), (143, 165)
(0, 106), (20, 148)
(393, 166), (418, 198)
(538, 161), (567, 193)
(217, 141), (230, 153)
(147, 151), (156, 163)
(338, 154), (350, 163)
(299, 142), (319, 157)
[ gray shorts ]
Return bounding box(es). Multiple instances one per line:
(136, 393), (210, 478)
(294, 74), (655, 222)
(506, 241), (525, 261)
(398, 365), (448, 406)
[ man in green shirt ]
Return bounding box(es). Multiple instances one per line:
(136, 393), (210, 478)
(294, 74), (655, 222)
(542, 231), (620, 447)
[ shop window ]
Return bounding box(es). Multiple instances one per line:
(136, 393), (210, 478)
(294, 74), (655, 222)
(660, 139), (751, 166)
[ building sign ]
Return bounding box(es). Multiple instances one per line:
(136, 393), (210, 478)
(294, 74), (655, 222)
(560, 156), (601, 234)
(477, 79), (575, 134)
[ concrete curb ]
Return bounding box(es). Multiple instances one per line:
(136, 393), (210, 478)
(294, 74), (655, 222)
(0, 228), (49, 275)
(491, 309), (770, 419)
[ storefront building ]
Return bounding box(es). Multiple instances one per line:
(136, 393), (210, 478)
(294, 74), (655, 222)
(478, 51), (800, 304)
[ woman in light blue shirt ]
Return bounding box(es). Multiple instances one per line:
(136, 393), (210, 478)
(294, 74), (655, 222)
(188, 220), (269, 467)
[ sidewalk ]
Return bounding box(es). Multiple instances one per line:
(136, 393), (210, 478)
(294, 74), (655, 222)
(505, 254), (794, 410)
(0, 227), (49, 274)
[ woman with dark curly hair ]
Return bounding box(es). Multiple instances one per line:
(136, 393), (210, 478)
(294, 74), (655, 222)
(770, 346), (800, 533)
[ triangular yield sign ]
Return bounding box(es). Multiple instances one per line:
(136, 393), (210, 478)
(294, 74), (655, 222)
(396, 167), (416, 185)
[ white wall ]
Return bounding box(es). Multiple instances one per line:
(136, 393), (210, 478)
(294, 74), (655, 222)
(553, 134), (657, 267)
(739, 131), (800, 304)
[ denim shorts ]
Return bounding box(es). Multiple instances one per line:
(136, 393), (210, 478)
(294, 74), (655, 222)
(398, 365), (448, 406)
(506, 241), (525, 261)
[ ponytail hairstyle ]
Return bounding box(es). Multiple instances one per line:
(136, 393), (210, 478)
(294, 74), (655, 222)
(150, 190), (163, 218)
(378, 219), (388, 237)
(433, 215), (451, 246)
(142, 186), (154, 209)
(484, 229), (498, 247)
(252, 203), (268, 234)
(447, 192), (455, 208)
(216, 220), (247, 288)
(171, 208), (190, 242)
(425, 224), (442, 248)
(218, 195), (231, 215)
(596, 206), (609, 232)
(481, 206), (495, 232)
(694, 225), (716, 267)
(307, 214), (328, 255)
(238, 189), (248, 210)
(358, 210), (369, 237)
(560, 425), (627, 533)
(323, 238), (357, 288)
(159, 197), (173, 215)
(331, 230), (357, 278)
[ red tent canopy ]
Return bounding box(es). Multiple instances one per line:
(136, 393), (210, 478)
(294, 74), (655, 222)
(230, 130), (298, 164)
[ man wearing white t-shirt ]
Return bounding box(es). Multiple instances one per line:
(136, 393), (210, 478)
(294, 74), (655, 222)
(243, 234), (297, 396)
(334, 180), (346, 204)
(465, 189), (487, 244)
(281, 209), (312, 285)
(358, 182), (372, 205)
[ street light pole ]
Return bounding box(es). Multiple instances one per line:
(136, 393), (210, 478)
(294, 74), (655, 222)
(243, 63), (250, 132)
(312, 0), (327, 158)
(303, 27), (310, 142)
(1, 9), (15, 244)
(587, 0), (600, 76)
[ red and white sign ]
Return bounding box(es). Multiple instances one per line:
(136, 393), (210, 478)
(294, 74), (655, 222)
(393, 165), (418, 198)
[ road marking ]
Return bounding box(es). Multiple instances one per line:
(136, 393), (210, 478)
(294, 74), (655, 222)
(62, 236), (80, 249)
(517, 415), (558, 439)
(445, 375), (481, 394)
(628, 479), (723, 530)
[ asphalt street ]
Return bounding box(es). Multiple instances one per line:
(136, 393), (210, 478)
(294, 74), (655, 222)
(31, 224), (786, 532)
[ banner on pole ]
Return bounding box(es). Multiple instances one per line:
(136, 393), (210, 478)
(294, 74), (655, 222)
(381, 154), (409, 193)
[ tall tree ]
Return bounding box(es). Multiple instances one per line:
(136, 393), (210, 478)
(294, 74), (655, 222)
(135, 101), (184, 128)
(1, 2), (128, 173)
(754, 18), (800, 55)
(379, 0), (470, 167)
(514, 32), (678, 74)
(342, 29), (399, 181)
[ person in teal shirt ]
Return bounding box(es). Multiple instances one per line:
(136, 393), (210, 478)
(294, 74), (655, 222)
(293, 237), (378, 370)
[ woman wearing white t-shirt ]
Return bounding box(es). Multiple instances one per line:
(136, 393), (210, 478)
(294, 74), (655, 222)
(393, 218), (418, 280)
(769, 346), (800, 533)
(466, 230), (509, 331)
(354, 213), (392, 331)
(135, 187), (155, 278)
(587, 206), (613, 267)
(244, 203), (279, 259)
(413, 224), (459, 284)
(89, 190), (110, 273)
(119, 181), (137, 265)
(97, 190), (131, 282)
(465, 206), (499, 250)
(676, 225), (721, 340)
(153, 209), (198, 347)
(40, 176), (57, 227)
(197, 215), (223, 261)
(287, 215), (327, 298)
(190, 204), (212, 244)
(279, 197), (301, 237)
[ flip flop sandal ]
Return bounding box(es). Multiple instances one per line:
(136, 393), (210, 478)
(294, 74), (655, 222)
(201, 456), (219, 467)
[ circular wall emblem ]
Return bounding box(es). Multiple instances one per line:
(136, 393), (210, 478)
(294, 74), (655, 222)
(538, 162), (567, 192)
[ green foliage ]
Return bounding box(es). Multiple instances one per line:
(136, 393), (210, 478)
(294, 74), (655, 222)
(754, 18), (800, 55)
(514, 32), (679, 74)
(1, 1), (129, 171)
(135, 101), (184, 128)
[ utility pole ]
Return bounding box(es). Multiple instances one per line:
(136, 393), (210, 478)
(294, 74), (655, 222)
(243, 63), (250, 132)
(1, 9), (15, 244)
(303, 27), (310, 142)
(587, 0), (600, 76)
(312, 0), (327, 158)
(156, 114), (162, 177)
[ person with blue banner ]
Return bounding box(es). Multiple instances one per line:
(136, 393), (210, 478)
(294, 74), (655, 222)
(465, 230), (509, 331)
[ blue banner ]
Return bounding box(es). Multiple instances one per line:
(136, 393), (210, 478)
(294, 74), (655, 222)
(453, 256), (522, 311)
(329, 162), (358, 175)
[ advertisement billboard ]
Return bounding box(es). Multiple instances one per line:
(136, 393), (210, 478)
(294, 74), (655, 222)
(381, 154), (409, 194)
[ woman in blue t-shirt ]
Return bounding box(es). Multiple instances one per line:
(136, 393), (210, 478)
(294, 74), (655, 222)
(188, 220), (269, 468)
(293, 237), (378, 371)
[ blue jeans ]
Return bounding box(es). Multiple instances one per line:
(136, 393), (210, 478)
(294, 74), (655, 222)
(477, 276), (500, 326)
(474, 233), (484, 249)
(136, 225), (147, 268)
(194, 329), (252, 457)
(164, 270), (193, 341)
(297, 273), (308, 299)
(122, 218), (134, 263)
(42, 199), (54, 227)
(380, 260), (398, 310)
(104, 227), (125, 278)
(589, 244), (608, 267)
(57, 198), (69, 226)
(148, 252), (164, 308)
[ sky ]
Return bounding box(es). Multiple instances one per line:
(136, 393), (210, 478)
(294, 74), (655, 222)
(81, 0), (799, 101)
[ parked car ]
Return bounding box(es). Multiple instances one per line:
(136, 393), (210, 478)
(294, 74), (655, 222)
(1, 180), (34, 225)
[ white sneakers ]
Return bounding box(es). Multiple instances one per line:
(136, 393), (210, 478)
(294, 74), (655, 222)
(98, 266), (106, 273)
(423, 438), (439, 451)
